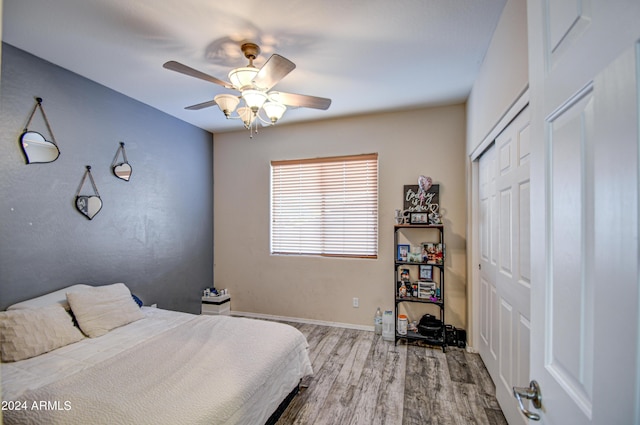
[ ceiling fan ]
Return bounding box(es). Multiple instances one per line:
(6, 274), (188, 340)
(163, 42), (331, 135)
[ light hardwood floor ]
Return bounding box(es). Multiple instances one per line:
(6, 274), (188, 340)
(276, 322), (508, 425)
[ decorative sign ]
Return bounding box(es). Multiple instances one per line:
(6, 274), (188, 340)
(403, 184), (439, 212)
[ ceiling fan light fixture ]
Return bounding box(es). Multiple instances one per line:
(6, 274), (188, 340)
(213, 94), (240, 118)
(237, 106), (256, 128)
(241, 89), (268, 113)
(262, 101), (287, 124)
(164, 42), (330, 138)
(228, 67), (259, 91)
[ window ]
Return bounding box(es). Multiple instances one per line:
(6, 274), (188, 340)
(271, 153), (378, 258)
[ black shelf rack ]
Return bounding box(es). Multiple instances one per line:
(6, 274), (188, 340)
(394, 224), (446, 351)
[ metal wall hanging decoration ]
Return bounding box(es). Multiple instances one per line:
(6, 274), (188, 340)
(111, 142), (132, 181)
(19, 97), (60, 164)
(75, 166), (102, 220)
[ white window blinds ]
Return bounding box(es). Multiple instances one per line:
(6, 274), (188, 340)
(271, 153), (378, 258)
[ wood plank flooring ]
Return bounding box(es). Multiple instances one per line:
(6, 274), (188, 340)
(276, 322), (508, 425)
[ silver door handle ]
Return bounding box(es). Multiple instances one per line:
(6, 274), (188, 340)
(513, 380), (542, 421)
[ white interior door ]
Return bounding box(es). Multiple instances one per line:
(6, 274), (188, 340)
(478, 139), (498, 378)
(527, 1), (640, 423)
(478, 106), (531, 425)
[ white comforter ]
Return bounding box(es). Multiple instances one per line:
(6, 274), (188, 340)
(2, 308), (313, 425)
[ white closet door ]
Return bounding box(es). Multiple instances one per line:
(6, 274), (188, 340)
(478, 106), (531, 425)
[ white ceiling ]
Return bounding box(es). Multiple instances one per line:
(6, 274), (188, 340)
(2, 0), (506, 134)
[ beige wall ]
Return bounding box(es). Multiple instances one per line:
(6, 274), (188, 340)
(213, 104), (467, 329)
(466, 0), (529, 155)
(465, 0), (529, 347)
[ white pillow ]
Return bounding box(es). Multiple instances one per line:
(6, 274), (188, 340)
(66, 283), (145, 338)
(0, 304), (85, 362)
(7, 284), (93, 311)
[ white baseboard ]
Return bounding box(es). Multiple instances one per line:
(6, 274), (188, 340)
(465, 344), (478, 354)
(230, 310), (375, 332)
(232, 311), (477, 353)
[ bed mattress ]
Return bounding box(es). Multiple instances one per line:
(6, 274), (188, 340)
(2, 307), (313, 424)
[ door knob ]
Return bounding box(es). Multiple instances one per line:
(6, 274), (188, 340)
(513, 380), (542, 421)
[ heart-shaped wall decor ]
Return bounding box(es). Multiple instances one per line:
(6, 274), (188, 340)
(76, 196), (102, 220)
(113, 163), (132, 181)
(20, 131), (60, 164)
(418, 175), (432, 192)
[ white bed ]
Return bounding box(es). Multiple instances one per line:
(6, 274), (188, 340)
(1, 284), (313, 425)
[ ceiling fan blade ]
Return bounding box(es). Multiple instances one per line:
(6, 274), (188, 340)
(252, 54), (296, 91)
(270, 91), (332, 110)
(184, 99), (218, 110)
(163, 61), (232, 89)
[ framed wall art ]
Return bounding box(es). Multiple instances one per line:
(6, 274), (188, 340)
(422, 242), (445, 265)
(419, 265), (433, 281)
(403, 184), (439, 212)
(397, 244), (409, 262)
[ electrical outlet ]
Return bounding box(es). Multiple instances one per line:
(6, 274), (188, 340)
(353, 297), (359, 308)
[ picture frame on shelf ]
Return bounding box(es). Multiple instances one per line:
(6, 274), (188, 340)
(397, 244), (410, 262)
(419, 265), (433, 281)
(409, 212), (429, 224)
(400, 268), (410, 282)
(422, 242), (445, 265)
(421, 244), (429, 263)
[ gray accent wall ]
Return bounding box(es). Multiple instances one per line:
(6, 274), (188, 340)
(0, 44), (213, 312)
